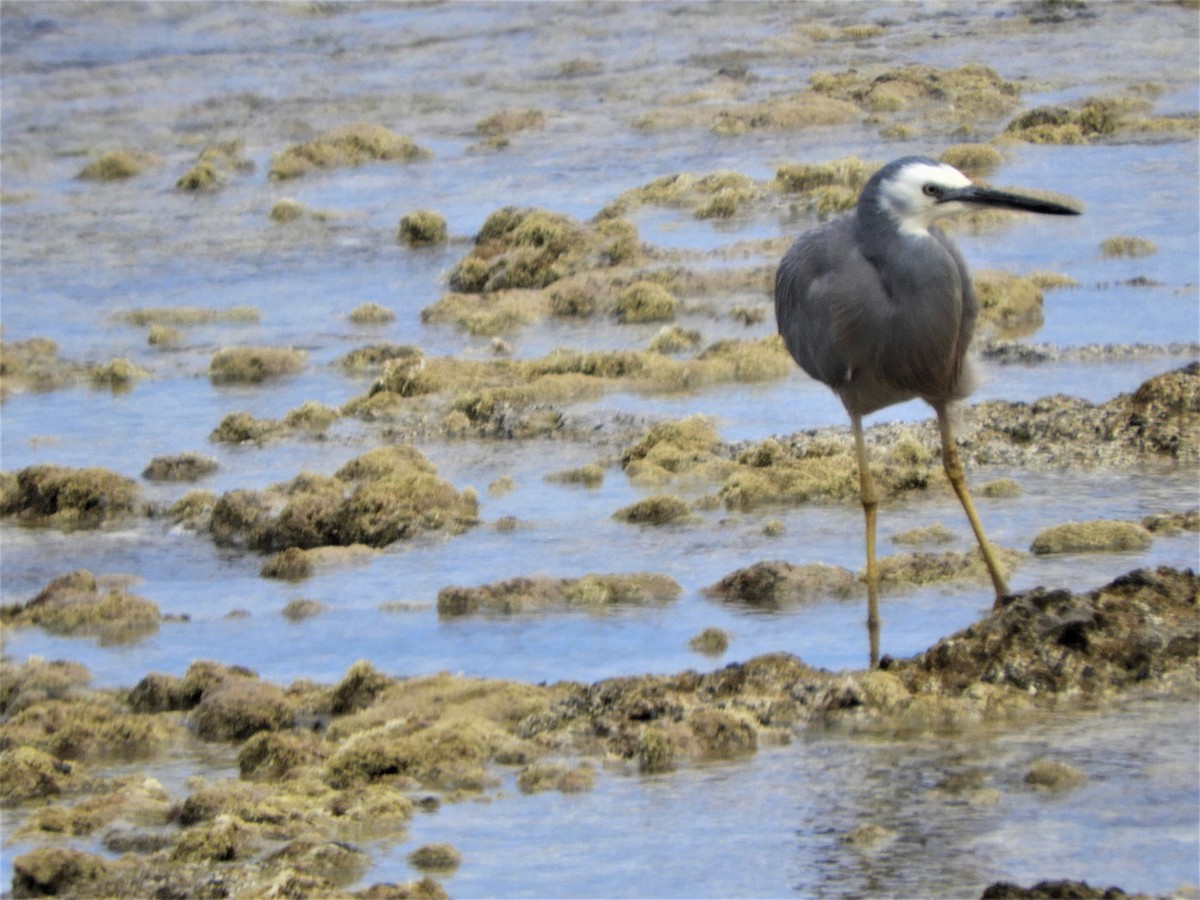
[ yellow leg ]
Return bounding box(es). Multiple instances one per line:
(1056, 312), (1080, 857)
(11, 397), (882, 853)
(852, 415), (881, 669)
(935, 403), (1009, 606)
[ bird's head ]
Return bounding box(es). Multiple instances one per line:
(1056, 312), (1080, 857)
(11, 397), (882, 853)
(865, 156), (1080, 236)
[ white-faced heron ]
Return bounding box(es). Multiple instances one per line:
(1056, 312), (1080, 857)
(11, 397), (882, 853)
(774, 156), (1080, 667)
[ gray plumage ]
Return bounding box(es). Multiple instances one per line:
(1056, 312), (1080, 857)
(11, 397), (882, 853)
(775, 155), (1080, 666)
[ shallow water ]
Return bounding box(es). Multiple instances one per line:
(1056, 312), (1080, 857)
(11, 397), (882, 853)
(1, 2), (1198, 896)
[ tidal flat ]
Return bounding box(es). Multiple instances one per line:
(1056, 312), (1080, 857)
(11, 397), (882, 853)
(1, 2), (1198, 897)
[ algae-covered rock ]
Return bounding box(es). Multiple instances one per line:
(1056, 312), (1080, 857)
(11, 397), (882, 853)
(2, 570), (161, 644)
(1100, 235), (1156, 258)
(1029, 520), (1153, 555)
(191, 678), (296, 741)
(348, 302), (397, 325)
(0, 746), (78, 806)
(874, 547), (1023, 587)
(615, 281), (679, 323)
(1, 465), (139, 529)
(205, 444), (478, 552)
(612, 494), (691, 525)
(209, 346), (307, 384)
(974, 270), (1045, 337)
(142, 452), (218, 482)
(77, 149), (160, 180)
(704, 560), (858, 608)
(407, 843), (462, 872)
(890, 567), (1199, 696)
(437, 572), (681, 616)
(398, 209), (448, 247)
(270, 123), (430, 179)
(0, 337), (85, 396)
(11, 847), (110, 897)
(688, 626), (730, 655)
(1024, 758), (1087, 792)
(282, 598), (328, 621)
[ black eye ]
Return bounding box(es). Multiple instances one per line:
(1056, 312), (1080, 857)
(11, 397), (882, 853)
(922, 183), (943, 198)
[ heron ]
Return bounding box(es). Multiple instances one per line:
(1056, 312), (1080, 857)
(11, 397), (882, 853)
(774, 156), (1080, 667)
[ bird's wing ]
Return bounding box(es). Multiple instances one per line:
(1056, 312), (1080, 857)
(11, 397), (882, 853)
(776, 219), (971, 405)
(775, 217), (872, 389)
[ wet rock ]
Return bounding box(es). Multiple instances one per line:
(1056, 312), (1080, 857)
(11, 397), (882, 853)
(516, 762), (596, 794)
(704, 560), (858, 608)
(0, 465), (139, 529)
(613, 494), (692, 525)
(330, 660), (393, 715)
(261, 546), (315, 581)
(77, 149), (160, 180)
(142, 452), (218, 482)
(281, 598), (328, 621)
(875, 547), (1023, 587)
(1029, 520), (1153, 555)
(11, 846), (110, 897)
(616, 281), (679, 323)
(171, 812), (257, 862)
(205, 444), (478, 552)
(980, 879), (1131, 899)
(688, 626), (730, 655)
(2, 570), (160, 644)
(398, 210), (448, 247)
(841, 822), (896, 847)
(0, 337), (85, 396)
(270, 123), (430, 179)
(209, 346), (307, 384)
(0, 746), (77, 806)
(1024, 758), (1088, 792)
(891, 567), (1199, 697)
(891, 523), (956, 545)
(191, 678), (295, 741)
(407, 843), (462, 872)
(0, 658), (91, 716)
(1141, 509), (1199, 535)
(437, 572), (681, 616)
(237, 729), (327, 780)
(688, 708), (756, 759)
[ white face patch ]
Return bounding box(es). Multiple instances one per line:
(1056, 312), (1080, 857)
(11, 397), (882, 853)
(878, 161), (973, 235)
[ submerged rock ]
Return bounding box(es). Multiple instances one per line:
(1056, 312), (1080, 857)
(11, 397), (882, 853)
(1, 465), (139, 529)
(704, 560), (858, 608)
(437, 572), (681, 616)
(1029, 520), (1153, 555)
(2, 571), (160, 644)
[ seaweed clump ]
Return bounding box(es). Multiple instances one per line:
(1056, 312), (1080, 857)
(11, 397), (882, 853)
(269, 123), (431, 179)
(1005, 95), (1197, 144)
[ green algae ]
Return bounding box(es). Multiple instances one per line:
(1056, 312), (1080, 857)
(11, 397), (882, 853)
(176, 140), (251, 191)
(269, 123), (431, 179)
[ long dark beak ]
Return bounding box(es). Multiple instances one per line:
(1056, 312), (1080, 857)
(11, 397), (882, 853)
(945, 185), (1081, 216)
